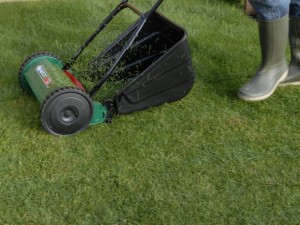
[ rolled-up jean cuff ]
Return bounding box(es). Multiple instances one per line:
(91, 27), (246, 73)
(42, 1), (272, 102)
(249, 0), (290, 21)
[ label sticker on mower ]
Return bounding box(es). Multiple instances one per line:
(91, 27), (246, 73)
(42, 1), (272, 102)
(35, 65), (52, 87)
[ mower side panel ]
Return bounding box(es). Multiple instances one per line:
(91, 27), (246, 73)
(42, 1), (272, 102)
(116, 39), (195, 114)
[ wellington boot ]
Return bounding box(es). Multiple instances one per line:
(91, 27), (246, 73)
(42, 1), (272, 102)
(280, 17), (300, 86)
(238, 16), (288, 101)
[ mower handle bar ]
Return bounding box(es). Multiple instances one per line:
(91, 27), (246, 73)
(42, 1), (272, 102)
(63, 0), (163, 72)
(88, 0), (164, 97)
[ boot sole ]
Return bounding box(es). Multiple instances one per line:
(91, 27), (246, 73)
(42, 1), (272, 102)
(238, 70), (288, 101)
(279, 81), (300, 86)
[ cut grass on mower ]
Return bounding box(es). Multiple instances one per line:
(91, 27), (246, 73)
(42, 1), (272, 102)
(0, 0), (299, 224)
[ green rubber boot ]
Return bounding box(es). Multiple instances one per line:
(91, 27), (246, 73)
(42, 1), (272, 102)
(238, 16), (289, 101)
(280, 17), (300, 86)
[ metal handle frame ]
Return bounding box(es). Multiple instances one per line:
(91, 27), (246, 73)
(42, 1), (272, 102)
(62, 0), (164, 97)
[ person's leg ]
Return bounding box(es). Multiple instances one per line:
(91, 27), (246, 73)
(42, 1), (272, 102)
(290, 0), (300, 17)
(249, 0), (290, 20)
(238, 0), (289, 101)
(280, 0), (300, 85)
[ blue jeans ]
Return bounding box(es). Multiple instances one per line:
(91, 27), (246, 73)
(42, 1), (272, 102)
(249, 0), (300, 21)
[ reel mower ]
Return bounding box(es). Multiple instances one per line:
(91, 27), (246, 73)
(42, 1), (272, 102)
(18, 0), (195, 135)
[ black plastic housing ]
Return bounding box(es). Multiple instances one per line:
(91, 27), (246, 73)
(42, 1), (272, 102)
(90, 11), (195, 114)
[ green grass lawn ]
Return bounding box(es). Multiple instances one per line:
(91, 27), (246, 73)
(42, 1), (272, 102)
(1, 0), (300, 224)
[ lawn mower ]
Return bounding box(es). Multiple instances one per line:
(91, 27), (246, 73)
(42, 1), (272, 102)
(18, 0), (195, 135)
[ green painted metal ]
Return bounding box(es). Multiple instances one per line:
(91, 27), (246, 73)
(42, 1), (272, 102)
(21, 55), (108, 126)
(21, 56), (75, 103)
(90, 101), (108, 125)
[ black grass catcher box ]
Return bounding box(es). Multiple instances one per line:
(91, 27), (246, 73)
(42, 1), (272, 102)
(18, 0), (195, 135)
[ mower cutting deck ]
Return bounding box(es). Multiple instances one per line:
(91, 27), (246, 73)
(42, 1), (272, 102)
(18, 0), (195, 135)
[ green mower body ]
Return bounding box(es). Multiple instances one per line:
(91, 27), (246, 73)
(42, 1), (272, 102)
(18, 0), (195, 135)
(19, 53), (108, 135)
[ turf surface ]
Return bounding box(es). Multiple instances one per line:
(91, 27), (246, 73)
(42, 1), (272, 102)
(0, 0), (299, 224)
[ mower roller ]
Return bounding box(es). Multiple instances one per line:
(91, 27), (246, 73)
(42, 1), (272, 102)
(18, 0), (195, 135)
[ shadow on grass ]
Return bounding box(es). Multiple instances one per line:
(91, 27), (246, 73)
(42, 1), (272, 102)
(218, 0), (242, 6)
(190, 41), (247, 100)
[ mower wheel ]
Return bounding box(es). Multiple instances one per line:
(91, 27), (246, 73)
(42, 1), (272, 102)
(41, 87), (94, 135)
